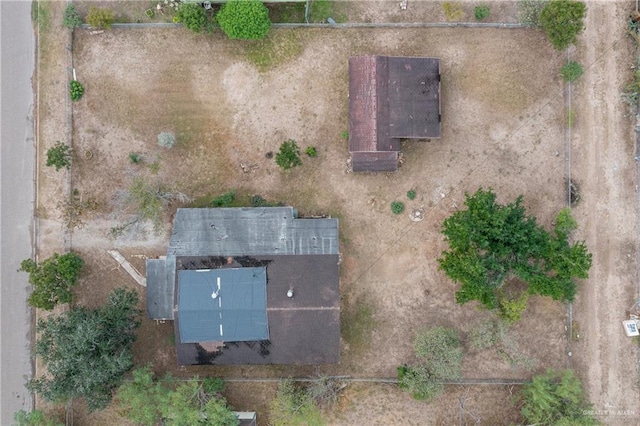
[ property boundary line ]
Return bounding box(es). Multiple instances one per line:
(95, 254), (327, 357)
(82, 21), (527, 30)
(564, 46), (574, 370)
(117, 376), (527, 385)
(223, 377), (527, 385)
(64, 8), (73, 252)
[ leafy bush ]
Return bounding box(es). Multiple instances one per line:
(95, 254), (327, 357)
(391, 201), (405, 215)
(560, 61), (584, 82)
(20, 252), (84, 310)
(175, 3), (207, 33)
(62, 4), (82, 29)
(442, 2), (465, 21)
(414, 326), (463, 380)
(519, 0), (548, 27)
(251, 195), (282, 207)
(305, 146), (317, 157)
(28, 288), (141, 411)
(86, 6), (114, 29)
(497, 292), (529, 323)
(70, 80), (84, 101)
(46, 141), (72, 170)
(407, 189), (416, 200)
(269, 379), (324, 426)
(623, 68), (640, 108)
(397, 365), (443, 401)
(211, 190), (236, 207)
(474, 5), (490, 21)
(468, 318), (501, 349)
(340, 130), (349, 139)
(14, 409), (63, 426)
(275, 139), (303, 170)
(399, 326), (463, 401)
(539, 0), (586, 50)
(520, 370), (599, 425)
(129, 152), (142, 164)
(217, 0), (271, 40)
(158, 132), (176, 148)
(148, 161), (161, 174)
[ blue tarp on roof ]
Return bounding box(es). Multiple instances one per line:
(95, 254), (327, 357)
(177, 267), (269, 343)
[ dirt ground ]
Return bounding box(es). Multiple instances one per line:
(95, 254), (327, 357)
(33, 1), (640, 425)
(569, 2), (640, 425)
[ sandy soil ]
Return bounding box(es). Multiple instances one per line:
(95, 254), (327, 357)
(570, 2), (640, 424)
(33, 1), (640, 424)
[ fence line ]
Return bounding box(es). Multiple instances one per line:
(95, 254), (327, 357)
(116, 375), (527, 385)
(83, 21), (527, 30)
(564, 46), (574, 370)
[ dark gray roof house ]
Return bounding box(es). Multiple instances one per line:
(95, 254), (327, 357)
(146, 207), (340, 366)
(349, 55), (441, 172)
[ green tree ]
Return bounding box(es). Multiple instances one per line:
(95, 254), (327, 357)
(217, 0), (271, 40)
(20, 252), (84, 310)
(175, 3), (207, 33)
(13, 409), (63, 426)
(116, 367), (238, 426)
(520, 370), (599, 425)
(269, 378), (325, 426)
(438, 188), (592, 314)
(46, 141), (72, 171)
(539, 0), (586, 50)
(275, 139), (303, 170)
(62, 4), (82, 29)
(86, 6), (114, 29)
(28, 288), (141, 411)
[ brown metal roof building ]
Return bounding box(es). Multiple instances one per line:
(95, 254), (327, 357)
(349, 56), (441, 172)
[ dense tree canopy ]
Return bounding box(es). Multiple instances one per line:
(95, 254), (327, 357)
(28, 288), (141, 411)
(20, 252), (84, 310)
(216, 0), (271, 40)
(438, 188), (592, 314)
(539, 0), (586, 50)
(116, 367), (239, 426)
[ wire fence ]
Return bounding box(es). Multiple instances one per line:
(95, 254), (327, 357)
(86, 21), (527, 30)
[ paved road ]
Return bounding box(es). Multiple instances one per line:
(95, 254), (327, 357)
(1, 1), (36, 423)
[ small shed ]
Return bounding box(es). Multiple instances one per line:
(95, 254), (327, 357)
(349, 55), (441, 172)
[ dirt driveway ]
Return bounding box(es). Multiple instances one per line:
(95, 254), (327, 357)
(570, 1), (640, 424)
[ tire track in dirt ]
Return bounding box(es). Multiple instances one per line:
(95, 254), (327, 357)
(572, 2), (640, 423)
